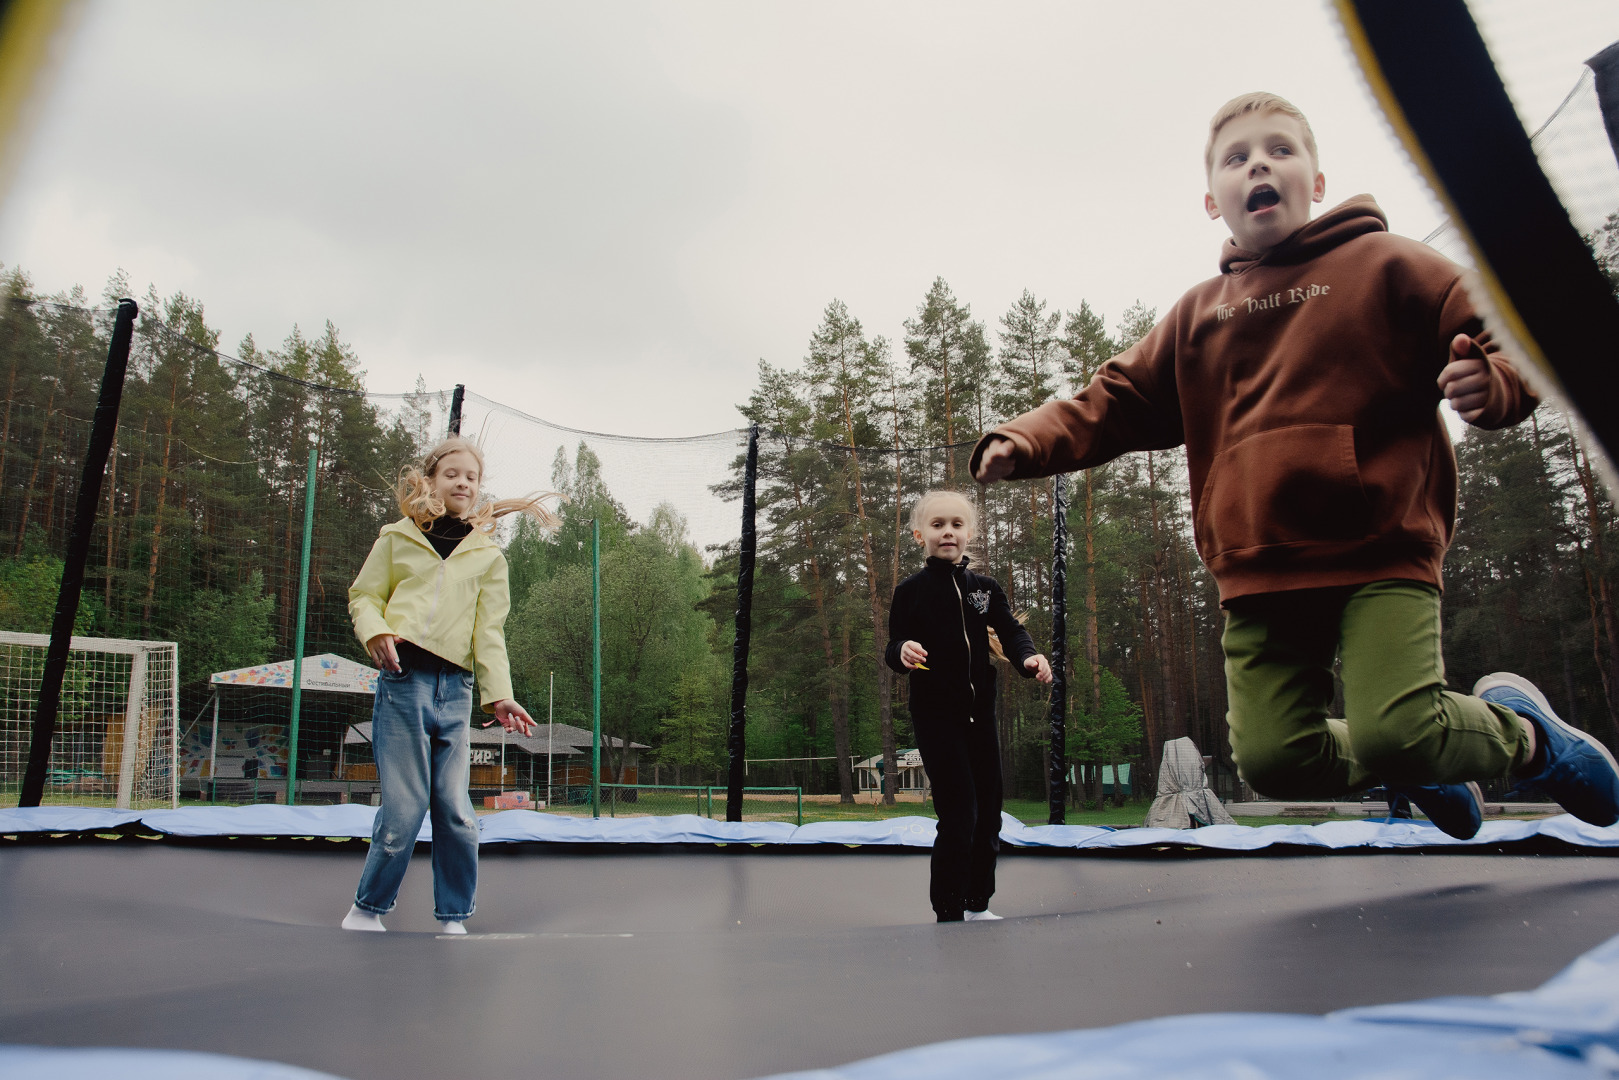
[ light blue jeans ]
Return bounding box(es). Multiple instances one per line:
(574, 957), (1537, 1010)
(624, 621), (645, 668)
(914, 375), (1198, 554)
(353, 660), (480, 921)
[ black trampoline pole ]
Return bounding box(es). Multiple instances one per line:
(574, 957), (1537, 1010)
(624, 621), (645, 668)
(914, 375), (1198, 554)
(1047, 473), (1068, 825)
(448, 383), (464, 435)
(725, 425), (759, 822)
(19, 298), (138, 808)
(1588, 41), (1619, 172)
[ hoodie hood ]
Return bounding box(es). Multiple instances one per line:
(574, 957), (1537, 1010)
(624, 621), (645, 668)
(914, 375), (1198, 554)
(1220, 194), (1387, 275)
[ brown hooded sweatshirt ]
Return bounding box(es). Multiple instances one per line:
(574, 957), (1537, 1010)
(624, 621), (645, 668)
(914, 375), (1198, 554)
(969, 195), (1537, 603)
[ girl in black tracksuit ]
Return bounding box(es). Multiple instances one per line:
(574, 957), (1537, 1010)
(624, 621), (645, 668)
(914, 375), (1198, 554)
(885, 490), (1051, 922)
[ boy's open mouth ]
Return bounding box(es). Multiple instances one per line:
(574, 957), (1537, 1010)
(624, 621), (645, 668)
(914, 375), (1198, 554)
(1246, 186), (1280, 212)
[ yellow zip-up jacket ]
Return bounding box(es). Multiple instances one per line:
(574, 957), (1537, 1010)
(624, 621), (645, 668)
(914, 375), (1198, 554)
(348, 517), (514, 711)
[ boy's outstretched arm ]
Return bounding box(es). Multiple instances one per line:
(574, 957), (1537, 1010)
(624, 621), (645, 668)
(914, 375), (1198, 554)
(968, 311), (1184, 486)
(1435, 329), (1537, 429)
(974, 437), (1017, 484)
(1436, 334), (1496, 423)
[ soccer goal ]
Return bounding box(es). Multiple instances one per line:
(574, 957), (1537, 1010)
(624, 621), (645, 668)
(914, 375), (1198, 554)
(0, 632), (180, 809)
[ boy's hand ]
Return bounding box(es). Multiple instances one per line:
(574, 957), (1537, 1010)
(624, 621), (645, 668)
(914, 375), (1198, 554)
(366, 633), (401, 673)
(974, 438), (1016, 484)
(491, 699), (536, 736)
(1437, 334), (1492, 423)
(1024, 653), (1053, 684)
(899, 640), (929, 669)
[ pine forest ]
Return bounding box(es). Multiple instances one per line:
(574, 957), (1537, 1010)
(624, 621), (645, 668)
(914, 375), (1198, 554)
(3, 247), (1619, 807)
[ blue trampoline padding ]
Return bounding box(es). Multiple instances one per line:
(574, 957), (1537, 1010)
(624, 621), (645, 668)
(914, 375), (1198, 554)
(0, 1046), (351, 1080)
(1335, 930), (1619, 1062)
(1014, 814), (1619, 851)
(476, 812), (938, 847)
(474, 810), (1619, 848)
(3, 805), (1617, 849)
(0, 807), (143, 832)
(754, 932), (1619, 1080)
(791, 817), (941, 847)
(134, 803), (416, 840)
(475, 811), (799, 845)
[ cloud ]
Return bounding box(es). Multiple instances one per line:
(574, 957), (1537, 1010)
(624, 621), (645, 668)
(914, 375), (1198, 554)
(4, 0), (1612, 439)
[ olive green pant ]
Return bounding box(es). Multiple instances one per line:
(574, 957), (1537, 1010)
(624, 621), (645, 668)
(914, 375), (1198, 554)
(1222, 580), (1530, 798)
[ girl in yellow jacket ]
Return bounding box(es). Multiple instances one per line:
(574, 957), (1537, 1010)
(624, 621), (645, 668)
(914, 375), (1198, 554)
(342, 436), (559, 933)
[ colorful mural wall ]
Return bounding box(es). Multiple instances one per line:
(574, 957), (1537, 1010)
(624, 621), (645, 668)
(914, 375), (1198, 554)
(180, 721), (289, 779)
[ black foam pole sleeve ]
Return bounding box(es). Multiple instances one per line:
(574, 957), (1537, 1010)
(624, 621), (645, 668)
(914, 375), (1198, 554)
(1586, 41), (1619, 173)
(1046, 474), (1068, 825)
(1346, 0), (1619, 459)
(725, 425), (759, 822)
(19, 298), (138, 807)
(448, 384), (465, 435)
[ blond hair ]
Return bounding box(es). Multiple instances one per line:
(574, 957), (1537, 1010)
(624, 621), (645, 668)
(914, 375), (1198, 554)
(908, 489), (978, 536)
(1204, 92), (1318, 174)
(398, 436), (563, 534)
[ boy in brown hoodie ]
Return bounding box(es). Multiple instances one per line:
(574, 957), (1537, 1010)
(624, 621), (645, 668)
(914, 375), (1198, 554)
(972, 92), (1619, 839)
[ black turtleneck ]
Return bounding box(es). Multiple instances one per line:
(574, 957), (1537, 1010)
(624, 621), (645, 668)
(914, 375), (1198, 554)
(421, 515), (473, 560)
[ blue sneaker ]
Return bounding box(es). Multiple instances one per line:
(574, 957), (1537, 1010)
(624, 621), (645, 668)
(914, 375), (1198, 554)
(1475, 672), (1619, 828)
(1383, 781), (1483, 839)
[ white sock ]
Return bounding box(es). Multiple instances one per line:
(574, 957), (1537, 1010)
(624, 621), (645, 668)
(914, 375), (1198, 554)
(438, 920), (468, 935)
(964, 910), (1002, 921)
(342, 904), (386, 932)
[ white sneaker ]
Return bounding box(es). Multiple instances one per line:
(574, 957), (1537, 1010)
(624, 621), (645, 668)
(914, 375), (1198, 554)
(438, 920), (468, 935)
(964, 910), (1003, 921)
(341, 905), (386, 932)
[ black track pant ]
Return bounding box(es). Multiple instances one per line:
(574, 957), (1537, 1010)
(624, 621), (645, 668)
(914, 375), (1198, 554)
(915, 713), (1002, 919)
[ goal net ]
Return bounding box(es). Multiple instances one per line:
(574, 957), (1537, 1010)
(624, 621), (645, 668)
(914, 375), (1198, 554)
(0, 632), (179, 809)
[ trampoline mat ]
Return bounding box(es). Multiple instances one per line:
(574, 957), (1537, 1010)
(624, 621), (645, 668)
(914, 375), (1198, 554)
(2, 845), (1616, 1079)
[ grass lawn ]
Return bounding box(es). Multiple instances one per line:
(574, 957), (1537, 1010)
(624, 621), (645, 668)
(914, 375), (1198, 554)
(580, 793), (1158, 826)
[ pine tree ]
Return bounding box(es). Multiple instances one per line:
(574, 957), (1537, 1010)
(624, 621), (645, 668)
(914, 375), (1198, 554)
(1060, 301), (1115, 726)
(903, 278), (992, 479)
(739, 360), (854, 798)
(805, 301), (901, 802)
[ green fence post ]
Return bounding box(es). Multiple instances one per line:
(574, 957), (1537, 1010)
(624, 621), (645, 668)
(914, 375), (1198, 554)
(286, 445), (317, 807)
(591, 517), (601, 819)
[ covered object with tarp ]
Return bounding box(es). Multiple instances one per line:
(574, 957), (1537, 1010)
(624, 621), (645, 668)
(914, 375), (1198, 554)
(1143, 737), (1235, 829)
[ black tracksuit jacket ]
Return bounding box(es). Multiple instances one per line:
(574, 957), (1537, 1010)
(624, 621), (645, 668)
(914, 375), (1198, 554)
(884, 556), (1038, 722)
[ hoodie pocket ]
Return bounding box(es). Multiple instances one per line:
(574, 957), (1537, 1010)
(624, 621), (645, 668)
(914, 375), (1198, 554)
(1195, 424), (1373, 559)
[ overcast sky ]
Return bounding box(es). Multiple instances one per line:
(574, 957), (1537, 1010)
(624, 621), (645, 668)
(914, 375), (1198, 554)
(3, 0), (1617, 440)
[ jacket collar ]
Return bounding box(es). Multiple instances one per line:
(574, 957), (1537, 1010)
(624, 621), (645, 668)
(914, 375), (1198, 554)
(925, 555), (970, 577)
(383, 516), (495, 556)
